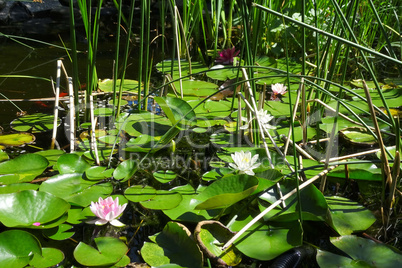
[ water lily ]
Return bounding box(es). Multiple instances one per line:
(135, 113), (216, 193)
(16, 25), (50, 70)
(89, 197), (127, 227)
(229, 150), (261, 176)
(241, 108), (275, 130)
(215, 47), (240, 65)
(271, 83), (287, 99)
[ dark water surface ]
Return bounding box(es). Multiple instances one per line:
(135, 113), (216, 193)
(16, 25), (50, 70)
(0, 38), (144, 130)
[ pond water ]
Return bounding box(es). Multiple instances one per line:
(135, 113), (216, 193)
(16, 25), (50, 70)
(0, 37), (154, 130)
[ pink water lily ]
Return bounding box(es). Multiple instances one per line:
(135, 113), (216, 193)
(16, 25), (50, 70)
(89, 197), (127, 227)
(216, 47), (240, 65)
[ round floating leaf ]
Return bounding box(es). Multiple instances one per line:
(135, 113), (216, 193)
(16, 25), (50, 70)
(140, 190), (182, 210)
(194, 174), (259, 210)
(206, 65), (241, 80)
(155, 96), (197, 127)
(230, 214), (295, 260)
(202, 167), (234, 181)
(326, 196), (376, 235)
(194, 220), (242, 266)
(0, 133), (35, 147)
(28, 247), (64, 268)
(125, 185), (156, 202)
(172, 80), (218, 97)
(0, 190), (70, 228)
(163, 184), (221, 222)
(340, 127), (376, 146)
(74, 237), (128, 266)
(317, 235), (402, 268)
(113, 158), (137, 181)
(155, 59), (209, 79)
(153, 170), (177, 183)
(0, 230), (42, 268)
(42, 223), (75, 240)
(98, 79), (141, 93)
(34, 149), (65, 167)
(39, 173), (113, 207)
(0, 183), (38, 194)
(0, 153), (48, 184)
(115, 112), (173, 137)
(0, 149), (8, 162)
(55, 154), (91, 174)
(85, 166), (113, 181)
(11, 113), (60, 133)
(141, 222), (203, 268)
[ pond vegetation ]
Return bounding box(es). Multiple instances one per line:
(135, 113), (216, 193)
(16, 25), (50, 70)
(0, 0), (401, 267)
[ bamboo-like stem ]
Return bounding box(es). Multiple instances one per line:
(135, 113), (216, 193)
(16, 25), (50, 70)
(322, 148), (381, 163)
(222, 163), (340, 250)
(174, 6), (183, 99)
(283, 79), (303, 155)
(51, 60), (62, 149)
(89, 94), (100, 165)
(280, 135), (315, 161)
(68, 77), (75, 153)
(362, 80), (393, 238)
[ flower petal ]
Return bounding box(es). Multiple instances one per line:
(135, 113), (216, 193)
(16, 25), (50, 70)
(110, 219), (125, 227)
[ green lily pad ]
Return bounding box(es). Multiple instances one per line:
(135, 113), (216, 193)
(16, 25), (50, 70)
(153, 170), (177, 183)
(326, 196), (376, 235)
(0, 133), (35, 147)
(74, 237), (128, 266)
(39, 173), (113, 207)
(0, 183), (39, 194)
(193, 174), (259, 210)
(0, 149), (8, 162)
(85, 166), (114, 181)
(124, 185), (157, 202)
(155, 60), (209, 79)
(317, 235), (402, 268)
(28, 247), (64, 268)
(140, 190), (182, 210)
(11, 113), (60, 133)
(98, 79), (141, 93)
(155, 96), (197, 128)
(340, 127), (377, 146)
(0, 190), (70, 228)
(34, 149), (65, 167)
(194, 220), (242, 266)
(230, 214), (296, 260)
(141, 221), (203, 268)
(171, 80), (218, 97)
(113, 158), (137, 182)
(0, 153), (49, 185)
(115, 112), (173, 137)
(55, 153), (91, 174)
(0, 230), (42, 268)
(162, 184), (221, 222)
(206, 65), (241, 81)
(42, 223), (75, 240)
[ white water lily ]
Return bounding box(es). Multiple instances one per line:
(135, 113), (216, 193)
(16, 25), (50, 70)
(88, 197), (127, 227)
(240, 109), (275, 130)
(229, 150), (261, 176)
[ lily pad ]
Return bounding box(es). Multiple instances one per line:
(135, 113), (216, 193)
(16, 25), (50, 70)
(0, 153), (49, 184)
(339, 127), (377, 146)
(0, 190), (70, 228)
(42, 223), (75, 240)
(194, 220), (242, 266)
(140, 190), (182, 210)
(55, 153), (91, 174)
(0, 183), (38, 194)
(326, 196), (376, 235)
(11, 113), (60, 133)
(98, 79), (141, 93)
(0, 230), (42, 268)
(113, 158), (137, 182)
(0, 133), (35, 147)
(39, 173), (113, 207)
(193, 174), (259, 210)
(317, 235), (402, 268)
(153, 170), (177, 183)
(141, 221), (203, 268)
(74, 237), (128, 266)
(28, 247), (64, 268)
